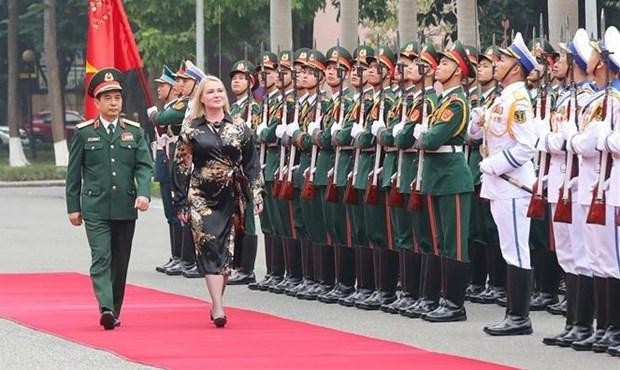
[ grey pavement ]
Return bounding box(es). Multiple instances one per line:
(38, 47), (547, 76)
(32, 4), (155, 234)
(0, 187), (618, 370)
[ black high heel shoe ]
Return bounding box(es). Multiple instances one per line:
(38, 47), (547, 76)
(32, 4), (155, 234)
(213, 315), (227, 328)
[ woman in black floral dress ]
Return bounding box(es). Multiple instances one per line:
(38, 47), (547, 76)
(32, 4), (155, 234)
(173, 75), (264, 327)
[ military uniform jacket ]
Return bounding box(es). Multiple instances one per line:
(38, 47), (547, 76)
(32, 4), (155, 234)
(154, 97), (187, 136)
(601, 80), (620, 207)
(257, 89), (286, 182)
(66, 117), (153, 220)
(469, 86), (500, 185)
(394, 87), (439, 193)
(539, 82), (593, 203)
(419, 86), (473, 196)
(231, 96), (261, 142)
(313, 90), (349, 187)
(330, 89), (359, 186)
(469, 81), (537, 200)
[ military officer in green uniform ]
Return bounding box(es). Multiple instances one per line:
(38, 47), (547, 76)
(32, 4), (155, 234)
(66, 68), (153, 330)
(413, 41), (475, 322)
(317, 46), (356, 303)
(228, 59), (261, 285)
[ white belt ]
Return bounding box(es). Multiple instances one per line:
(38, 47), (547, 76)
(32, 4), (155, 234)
(425, 145), (464, 154)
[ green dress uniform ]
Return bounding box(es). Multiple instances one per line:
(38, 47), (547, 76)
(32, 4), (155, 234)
(66, 68), (153, 330)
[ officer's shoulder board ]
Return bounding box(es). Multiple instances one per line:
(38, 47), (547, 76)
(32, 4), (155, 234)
(173, 99), (188, 111)
(76, 119), (95, 129)
(513, 90), (530, 103)
(122, 118), (141, 127)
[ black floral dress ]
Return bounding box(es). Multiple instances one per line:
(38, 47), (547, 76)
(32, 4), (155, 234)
(172, 114), (263, 275)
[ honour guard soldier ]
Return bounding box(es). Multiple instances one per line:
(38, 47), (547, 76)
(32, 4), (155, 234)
(542, 29), (596, 347)
(66, 68), (153, 329)
(398, 43), (442, 319)
(566, 26), (620, 353)
(147, 65), (184, 275)
(229, 59), (261, 285)
(468, 46), (507, 305)
(250, 51), (287, 291)
(469, 33), (539, 335)
(413, 41), (475, 322)
(318, 45), (357, 303)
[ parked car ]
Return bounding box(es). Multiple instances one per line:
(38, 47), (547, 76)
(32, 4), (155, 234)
(0, 125), (28, 145)
(26, 110), (84, 143)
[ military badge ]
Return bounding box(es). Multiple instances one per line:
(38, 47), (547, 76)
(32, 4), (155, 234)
(410, 109), (420, 122)
(87, 136), (101, 142)
(121, 132), (135, 141)
(104, 72), (114, 81)
(514, 110), (527, 124)
(173, 100), (186, 110)
(440, 109), (455, 122)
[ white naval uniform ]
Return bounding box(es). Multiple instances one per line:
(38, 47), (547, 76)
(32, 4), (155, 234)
(598, 85), (620, 279)
(538, 83), (593, 276)
(566, 87), (619, 279)
(469, 81), (537, 269)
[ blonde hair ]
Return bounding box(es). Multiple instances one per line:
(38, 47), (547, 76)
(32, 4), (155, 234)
(188, 75), (230, 120)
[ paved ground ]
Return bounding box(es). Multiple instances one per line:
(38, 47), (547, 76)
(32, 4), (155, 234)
(0, 186), (618, 370)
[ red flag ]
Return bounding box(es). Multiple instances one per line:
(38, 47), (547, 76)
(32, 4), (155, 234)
(84, 0), (151, 119)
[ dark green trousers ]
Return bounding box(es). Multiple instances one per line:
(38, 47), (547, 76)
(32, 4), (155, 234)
(300, 189), (327, 244)
(346, 191), (366, 247)
(84, 218), (135, 317)
(325, 188), (349, 246)
(427, 192), (472, 262)
(362, 190), (389, 249)
(411, 194), (434, 255)
(390, 196), (413, 251)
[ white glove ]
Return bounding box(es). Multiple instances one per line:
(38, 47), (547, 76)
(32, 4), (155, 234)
(596, 123), (612, 152)
(413, 124), (427, 140)
(147, 106), (158, 120)
(479, 159), (495, 176)
(330, 122), (342, 135)
(350, 123), (364, 139)
(535, 118), (550, 139)
(371, 121), (383, 136)
(307, 120), (321, 136)
(275, 124), (287, 139)
(286, 122), (300, 137)
(256, 122), (268, 136)
(392, 121), (405, 136)
(470, 106), (486, 130)
(559, 120), (577, 141)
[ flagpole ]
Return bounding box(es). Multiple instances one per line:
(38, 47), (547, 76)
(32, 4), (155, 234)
(196, 0), (205, 71)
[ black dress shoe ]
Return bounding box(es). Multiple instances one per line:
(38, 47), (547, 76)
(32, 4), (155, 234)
(263, 275), (284, 291)
(608, 343), (620, 357)
(401, 299), (438, 318)
(496, 295), (507, 307)
(556, 325), (593, 347)
(572, 329), (605, 351)
(592, 326), (620, 353)
(422, 299), (466, 322)
(298, 283), (332, 300)
(114, 319), (121, 328)
(543, 326), (572, 346)
(484, 315), (533, 336)
(381, 294), (416, 314)
(546, 298), (567, 316)
(355, 290), (397, 310)
(269, 277), (298, 294)
(471, 286), (506, 304)
(156, 257), (177, 273)
(183, 265), (204, 278)
(100, 311), (116, 330)
(465, 284), (485, 300)
(286, 280), (316, 297)
(338, 289), (373, 307)
(530, 292), (559, 311)
(164, 260), (184, 276)
(227, 271), (256, 285)
(248, 274), (271, 291)
(318, 284), (355, 304)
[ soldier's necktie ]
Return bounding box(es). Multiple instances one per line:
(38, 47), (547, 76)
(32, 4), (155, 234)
(108, 123), (115, 137)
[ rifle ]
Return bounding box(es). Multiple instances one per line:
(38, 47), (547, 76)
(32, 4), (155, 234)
(258, 42), (268, 171)
(326, 41), (344, 203)
(527, 21), (550, 220)
(280, 62), (300, 201)
(554, 21), (578, 224)
(364, 43), (385, 205)
(407, 52), (428, 212)
(272, 48), (288, 197)
(301, 66), (322, 200)
(389, 32), (405, 207)
(244, 46), (254, 129)
(344, 45), (364, 205)
(587, 9), (613, 225)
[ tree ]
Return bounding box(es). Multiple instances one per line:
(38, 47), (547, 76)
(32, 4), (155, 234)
(7, 0), (29, 167)
(43, 0), (68, 166)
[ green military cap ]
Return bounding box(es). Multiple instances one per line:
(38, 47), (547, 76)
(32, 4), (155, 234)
(464, 45), (479, 66)
(305, 49), (327, 72)
(88, 67), (123, 98)
(294, 48), (310, 65)
(353, 45), (375, 67)
(257, 51), (278, 71)
(419, 43), (439, 69)
(438, 41), (476, 78)
(479, 45), (501, 63)
(400, 41), (419, 60)
(230, 60), (258, 88)
(529, 37), (558, 56)
(326, 46), (353, 71)
(372, 46), (397, 75)
(278, 50), (293, 70)
(154, 65), (176, 85)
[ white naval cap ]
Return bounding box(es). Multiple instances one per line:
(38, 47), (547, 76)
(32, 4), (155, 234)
(604, 26), (620, 73)
(566, 29), (593, 72)
(500, 32), (541, 74)
(184, 60), (207, 82)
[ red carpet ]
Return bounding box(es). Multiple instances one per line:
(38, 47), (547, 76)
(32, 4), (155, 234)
(0, 273), (512, 370)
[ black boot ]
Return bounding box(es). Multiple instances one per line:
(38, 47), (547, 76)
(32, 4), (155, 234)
(471, 244), (506, 303)
(573, 276), (608, 351)
(401, 253), (440, 318)
(382, 251), (420, 313)
(466, 241), (487, 300)
(357, 249), (398, 310)
(291, 240), (317, 297)
(167, 226), (196, 276)
(530, 250), (560, 310)
(249, 234), (274, 291)
(557, 275), (594, 346)
(423, 258), (469, 322)
(484, 265), (533, 336)
(156, 224), (180, 273)
(228, 235), (258, 285)
(339, 247), (374, 307)
(298, 243), (333, 300)
(543, 273), (577, 346)
(270, 238), (301, 294)
(592, 278), (620, 353)
(319, 245), (355, 303)
(546, 297), (567, 315)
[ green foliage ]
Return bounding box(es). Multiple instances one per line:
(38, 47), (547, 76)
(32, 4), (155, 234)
(0, 143), (66, 181)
